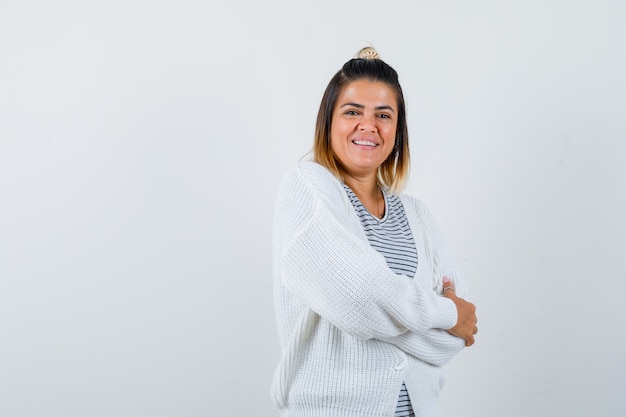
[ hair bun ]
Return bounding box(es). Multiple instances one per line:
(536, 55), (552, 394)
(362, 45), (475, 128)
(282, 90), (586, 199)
(355, 46), (380, 60)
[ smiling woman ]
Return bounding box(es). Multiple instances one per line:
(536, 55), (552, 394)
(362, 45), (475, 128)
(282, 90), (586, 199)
(312, 48), (411, 197)
(330, 79), (398, 196)
(271, 47), (478, 417)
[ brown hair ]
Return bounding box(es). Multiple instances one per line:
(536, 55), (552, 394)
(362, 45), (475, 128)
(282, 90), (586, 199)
(312, 47), (410, 194)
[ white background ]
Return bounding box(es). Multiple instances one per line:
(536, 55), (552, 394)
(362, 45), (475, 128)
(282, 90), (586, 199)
(1, 1), (625, 416)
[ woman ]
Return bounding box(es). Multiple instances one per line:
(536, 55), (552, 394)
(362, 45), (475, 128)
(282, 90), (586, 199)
(271, 47), (478, 417)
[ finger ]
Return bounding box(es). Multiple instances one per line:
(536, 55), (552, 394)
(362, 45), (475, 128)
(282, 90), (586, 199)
(442, 276), (456, 296)
(442, 276), (456, 290)
(443, 286), (456, 297)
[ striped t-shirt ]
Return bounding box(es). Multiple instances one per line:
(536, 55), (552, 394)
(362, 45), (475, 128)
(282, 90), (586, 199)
(343, 184), (418, 417)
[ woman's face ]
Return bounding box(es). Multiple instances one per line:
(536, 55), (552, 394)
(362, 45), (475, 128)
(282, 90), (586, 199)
(330, 79), (398, 179)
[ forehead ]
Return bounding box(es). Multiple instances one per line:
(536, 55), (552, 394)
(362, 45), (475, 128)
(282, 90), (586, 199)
(336, 79), (398, 107)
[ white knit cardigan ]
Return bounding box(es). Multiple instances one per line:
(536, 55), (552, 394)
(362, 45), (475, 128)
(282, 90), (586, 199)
(272, 162), (468, 417)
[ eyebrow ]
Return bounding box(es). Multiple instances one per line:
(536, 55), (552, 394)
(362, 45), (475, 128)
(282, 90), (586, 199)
(340, 102), (396, 112)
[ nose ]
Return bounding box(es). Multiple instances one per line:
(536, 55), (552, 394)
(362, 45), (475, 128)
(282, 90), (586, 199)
(358, 113), (376, 132)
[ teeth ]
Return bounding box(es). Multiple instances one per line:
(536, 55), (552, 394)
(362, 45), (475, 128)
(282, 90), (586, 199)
(353, 140), (377, 146)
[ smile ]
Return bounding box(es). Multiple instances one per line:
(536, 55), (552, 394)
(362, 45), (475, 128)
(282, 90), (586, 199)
(352, 140), (378, 147)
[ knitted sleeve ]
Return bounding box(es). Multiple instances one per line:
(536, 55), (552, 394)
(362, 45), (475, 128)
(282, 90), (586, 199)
(274, 163), (458, 341)
(379, 328), (464, 366)
(377, 195), (468, 365)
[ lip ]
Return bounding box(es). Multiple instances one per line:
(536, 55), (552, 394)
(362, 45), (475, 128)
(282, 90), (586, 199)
(351, 137), (379, 148)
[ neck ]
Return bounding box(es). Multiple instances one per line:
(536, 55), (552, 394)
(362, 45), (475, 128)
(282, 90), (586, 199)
(343, 173), (385, 219)
(343, 174), (379, 199)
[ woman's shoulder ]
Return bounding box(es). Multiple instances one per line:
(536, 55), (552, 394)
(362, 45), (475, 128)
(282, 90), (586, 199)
(398, 192), (426, 214)
(280, 160), (342, 194)
(278, 161), (353, 220)
(398, 192), (442, 231)
(296, 160), (337, 183)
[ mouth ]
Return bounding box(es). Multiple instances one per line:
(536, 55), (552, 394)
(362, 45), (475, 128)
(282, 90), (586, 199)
(352, 139), (378, 147)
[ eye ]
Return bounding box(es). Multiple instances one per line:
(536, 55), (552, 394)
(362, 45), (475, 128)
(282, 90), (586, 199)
(344, 109), (360, 116)
(377, 113), (391, 119)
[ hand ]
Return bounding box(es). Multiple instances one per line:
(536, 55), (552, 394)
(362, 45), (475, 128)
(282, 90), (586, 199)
(442, 276), (478, 347)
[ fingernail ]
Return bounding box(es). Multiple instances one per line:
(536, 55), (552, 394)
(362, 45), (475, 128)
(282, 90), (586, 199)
(442, 276), (450, 283)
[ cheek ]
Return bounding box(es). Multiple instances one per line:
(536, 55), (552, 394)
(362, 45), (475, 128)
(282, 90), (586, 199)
(384, 126), (398, 144)
(329, 132), (342, 156)
(330, 122), (349, 145)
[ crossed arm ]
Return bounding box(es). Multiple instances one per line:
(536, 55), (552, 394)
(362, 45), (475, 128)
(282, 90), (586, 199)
(276, 164), (477, 365)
